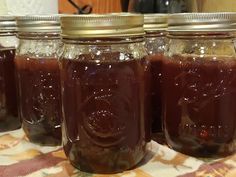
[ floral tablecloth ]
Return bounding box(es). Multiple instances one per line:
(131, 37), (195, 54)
(0, 129), (236, 177)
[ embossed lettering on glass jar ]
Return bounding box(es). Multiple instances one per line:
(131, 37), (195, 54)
(60, 14), (148, 173)
(144, 14), (168, 142)
(0, 16), (20, 131)
(15, 15), (62, 146)
(163, 13), (236, 157)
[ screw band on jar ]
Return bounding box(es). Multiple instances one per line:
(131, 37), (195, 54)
(144, 13), (168, 32)
(60, 14), (144, 38)
(16, 15), (60, 33)
(168, 12), (236, 32)
(0, 15), (16, 32)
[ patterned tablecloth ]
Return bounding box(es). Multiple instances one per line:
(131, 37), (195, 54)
(0, 129), (236, 177)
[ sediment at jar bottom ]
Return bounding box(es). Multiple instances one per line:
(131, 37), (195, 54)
(63, 141), (147, 174)
(0, 49), (20, 131)
(15, 57), (62, 146)
(162, 55), (236, 157)
(60, 54), (148, 173)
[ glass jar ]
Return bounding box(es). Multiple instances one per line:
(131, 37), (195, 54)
(163, 13), (236, 157)
(60, 14), (148, 173)
(0, 16), (20, 131)
(15, 16), (62, 146)
(144, 14), (168, 142)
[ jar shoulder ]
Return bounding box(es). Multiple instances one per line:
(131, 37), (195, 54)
(166, 38), (236, 59)
(61, 42), (147, 61)
(16, 38), (62, 58)
(0, 35), (18, 49)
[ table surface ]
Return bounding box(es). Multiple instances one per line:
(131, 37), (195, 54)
(0, 129), (236, 177)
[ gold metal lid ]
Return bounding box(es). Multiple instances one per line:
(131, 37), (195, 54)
(16, 15), (60, 33)
(60, 14), (144, 38)
(144, 14), (168, 32)
(168, 12), (236, 32)
(0, 16), (16, 32)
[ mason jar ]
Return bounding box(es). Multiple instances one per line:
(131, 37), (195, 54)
(0, 16), (20, 131)
(15, 15), (62, 146)
(60, 14), (148, 173)
(144, 14), (168, 142)
(163, 13), (236, 157)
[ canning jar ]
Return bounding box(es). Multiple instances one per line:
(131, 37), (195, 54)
(0, 16), (20, 131)
(15, 16), (62, 146)
(144, 14), (168, 142)
(60, 14), (148, 173)
(163, 13), (236, 157)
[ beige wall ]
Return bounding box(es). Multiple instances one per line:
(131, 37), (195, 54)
(186, 0), (236, 12)
(59, 0), (236, 14)
(59, 0), (121, 14)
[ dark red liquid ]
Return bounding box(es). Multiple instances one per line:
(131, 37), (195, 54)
(146, 54), (166, 143)
(15, 57), (61, 146)
(162, 56), (236, 157)
(0, 49), (20, 131)
(60, 54), (147, 173)
(146, 54), (163, 133)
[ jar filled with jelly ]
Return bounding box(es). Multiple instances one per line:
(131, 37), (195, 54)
(163, 13), (236, 157)
(15, 15), (62, 146)
(144, 14), (168, 142)
(60, 14), (148, 173)
(0, 16), (20, 132)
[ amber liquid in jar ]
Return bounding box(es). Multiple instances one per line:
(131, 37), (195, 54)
(144, 32), (167, 142)
(0, 49), (20, 131)
(163, 55), (236, 157)
(146, 54), (163, 133)
(61, 53), (147, 173)
(15, 57), (61, 145)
